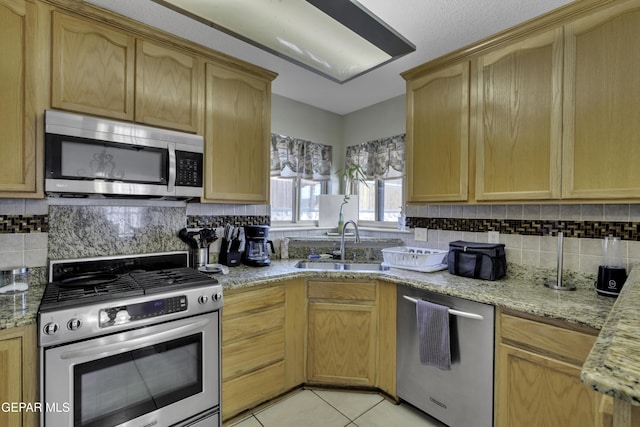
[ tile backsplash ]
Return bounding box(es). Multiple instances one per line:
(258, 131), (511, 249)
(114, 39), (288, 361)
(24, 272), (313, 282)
(0, 199), (49, 269)
(405, 204), (640, 274)
(2, 197), (639, 278)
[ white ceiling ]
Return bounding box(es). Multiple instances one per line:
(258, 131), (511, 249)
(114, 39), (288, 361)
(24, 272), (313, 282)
(86, 0), (573, 115)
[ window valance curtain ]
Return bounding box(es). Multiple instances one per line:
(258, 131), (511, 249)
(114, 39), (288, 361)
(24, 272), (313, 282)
(270, 133), (332, 181)
(345, 134), (405, 180)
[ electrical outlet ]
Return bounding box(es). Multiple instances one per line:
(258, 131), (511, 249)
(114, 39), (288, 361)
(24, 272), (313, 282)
(415, 228), (428, 241)
(488, 231), (500, 243)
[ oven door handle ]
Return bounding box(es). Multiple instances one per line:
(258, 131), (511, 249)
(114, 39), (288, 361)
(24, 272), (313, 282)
(60, 317), (210, 360)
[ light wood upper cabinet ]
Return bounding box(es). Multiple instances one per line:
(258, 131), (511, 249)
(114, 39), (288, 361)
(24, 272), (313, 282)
(52, 11), (135, 121)
(405, 62), (469, 202)
(204, 62), (272, 203)
(475, 28), (563, 200)
(52, 13), (204, 133)
(135, 39), (203, 133)
(562, 0), (640, 199)
(0, 0), (42, 197)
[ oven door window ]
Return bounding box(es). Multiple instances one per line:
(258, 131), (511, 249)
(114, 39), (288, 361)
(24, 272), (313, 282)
(73, 333), (202, 427)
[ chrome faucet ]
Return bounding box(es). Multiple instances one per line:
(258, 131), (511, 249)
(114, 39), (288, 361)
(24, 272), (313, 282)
(340, 220), (361, 261)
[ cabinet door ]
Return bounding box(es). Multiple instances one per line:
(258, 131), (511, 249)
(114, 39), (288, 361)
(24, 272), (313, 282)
(0, 337), (22, 427)
(135, 39), (203, 133)
(475, 28), (562, 200)
(406, 62), (469, 202)
(497, 343), (597, 427)
(204, 62), (271, 203)
(0, 0), (39, 196)
(563, 0), (640, 199)
(307, 302), (377, 386)
(52, 11), (135, 120)
(0, 325), (37, 427)
(220, 281), (304, 422)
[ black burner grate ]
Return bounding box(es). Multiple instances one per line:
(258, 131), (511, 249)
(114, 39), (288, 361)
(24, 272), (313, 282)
(130, 267), (215, 294)
(39, 267), (217, 312)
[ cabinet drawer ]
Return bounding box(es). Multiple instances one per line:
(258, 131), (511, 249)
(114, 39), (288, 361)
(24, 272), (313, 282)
(308, 281), (376, 302)
(222, 305), (285, 345)
(223, 285), (285, 318)
(500, 314), (596, 364)
(222, 329), (285, 380)
(222, 361), (286, 420)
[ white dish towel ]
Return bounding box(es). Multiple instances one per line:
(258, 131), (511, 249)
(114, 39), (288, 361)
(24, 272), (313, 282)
(416, 299), (451, 370)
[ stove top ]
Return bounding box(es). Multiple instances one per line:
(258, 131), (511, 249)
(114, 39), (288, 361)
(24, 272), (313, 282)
(39, 252), (218, 312)
(38, 252), (223, 347)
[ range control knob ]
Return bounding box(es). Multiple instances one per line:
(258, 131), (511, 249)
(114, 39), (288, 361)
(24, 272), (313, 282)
(67, 318), (82, 331)
(43, 322), (59, 335)
(198, 295), (209, 305)
(212, 292), (223, 302)
(114, 309), (131, 325)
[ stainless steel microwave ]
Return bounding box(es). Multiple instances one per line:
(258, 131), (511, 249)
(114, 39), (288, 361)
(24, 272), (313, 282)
(45, 110), (204, 199)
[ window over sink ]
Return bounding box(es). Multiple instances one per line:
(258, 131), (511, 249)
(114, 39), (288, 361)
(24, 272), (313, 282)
(270, 134), (331, 224)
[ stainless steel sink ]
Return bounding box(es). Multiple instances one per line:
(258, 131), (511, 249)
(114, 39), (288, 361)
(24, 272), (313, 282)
(294, 260), (389, 272)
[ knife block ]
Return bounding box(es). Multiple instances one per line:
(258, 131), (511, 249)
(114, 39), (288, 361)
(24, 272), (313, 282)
(219, 239), (242, 267)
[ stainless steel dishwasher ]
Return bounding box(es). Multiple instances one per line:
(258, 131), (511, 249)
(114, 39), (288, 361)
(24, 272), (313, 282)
(397, 286), (495, 427)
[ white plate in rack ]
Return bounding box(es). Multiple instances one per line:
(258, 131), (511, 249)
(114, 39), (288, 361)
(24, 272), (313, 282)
(381, 262), (448, 273)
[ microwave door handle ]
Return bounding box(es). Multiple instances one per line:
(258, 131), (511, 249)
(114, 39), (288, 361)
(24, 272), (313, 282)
(59, 317), (210, 361)
(402, 295), (484, 320)
(168, 145), (176, 193)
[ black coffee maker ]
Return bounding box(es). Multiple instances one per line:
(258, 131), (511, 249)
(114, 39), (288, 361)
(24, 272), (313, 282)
(243, 225), (275, 267)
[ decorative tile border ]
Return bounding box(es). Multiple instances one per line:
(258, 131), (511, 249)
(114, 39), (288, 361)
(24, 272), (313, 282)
(0, 215), (49, 233)
(187, 215), (271, 228)
(407, 217), (639, 240)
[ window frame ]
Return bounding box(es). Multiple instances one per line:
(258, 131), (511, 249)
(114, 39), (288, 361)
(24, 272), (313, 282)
(270, 176), (329, 225)
(356, 177), (405, 227)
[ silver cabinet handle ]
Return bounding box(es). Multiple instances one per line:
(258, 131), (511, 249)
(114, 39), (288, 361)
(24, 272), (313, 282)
(402, 295), (484, 320)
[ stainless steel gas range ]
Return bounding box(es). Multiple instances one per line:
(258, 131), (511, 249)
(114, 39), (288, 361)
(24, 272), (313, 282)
(38, 251), (223, 427)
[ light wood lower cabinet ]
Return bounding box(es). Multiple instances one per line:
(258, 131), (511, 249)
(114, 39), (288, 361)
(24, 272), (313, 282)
(221, 279), (305, 421)
(306, 280), (396, 395)
(496, 310), (600, 427)
(0, 325), (38, 427)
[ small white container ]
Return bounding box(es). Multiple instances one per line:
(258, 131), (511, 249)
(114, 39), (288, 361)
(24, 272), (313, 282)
(0, 267), (29, 294)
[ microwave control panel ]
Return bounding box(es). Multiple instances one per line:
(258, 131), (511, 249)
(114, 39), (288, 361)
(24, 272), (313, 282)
(176, 151), (203, 187)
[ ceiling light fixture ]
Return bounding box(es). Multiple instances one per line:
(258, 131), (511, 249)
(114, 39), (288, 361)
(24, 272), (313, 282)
(152, 0), (416, 83)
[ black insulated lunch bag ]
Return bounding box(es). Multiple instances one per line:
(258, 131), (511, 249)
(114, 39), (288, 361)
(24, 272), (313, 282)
(447, 241), (506, 281)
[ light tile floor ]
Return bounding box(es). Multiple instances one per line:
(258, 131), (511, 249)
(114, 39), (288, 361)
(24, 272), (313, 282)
(227, 389), (446, 427)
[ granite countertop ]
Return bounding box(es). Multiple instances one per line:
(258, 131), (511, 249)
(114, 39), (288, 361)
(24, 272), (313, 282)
(1, 258), (631, 406)
(215, 260), (614, 330)
(0, 283), (46, 330)
(581, 267), (640, 406)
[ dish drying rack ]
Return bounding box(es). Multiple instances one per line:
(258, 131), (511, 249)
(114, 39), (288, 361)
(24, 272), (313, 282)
(381, 246), (448, 272)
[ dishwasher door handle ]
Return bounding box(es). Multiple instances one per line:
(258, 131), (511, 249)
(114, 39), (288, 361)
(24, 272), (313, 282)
(402, 295), (484, 320)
